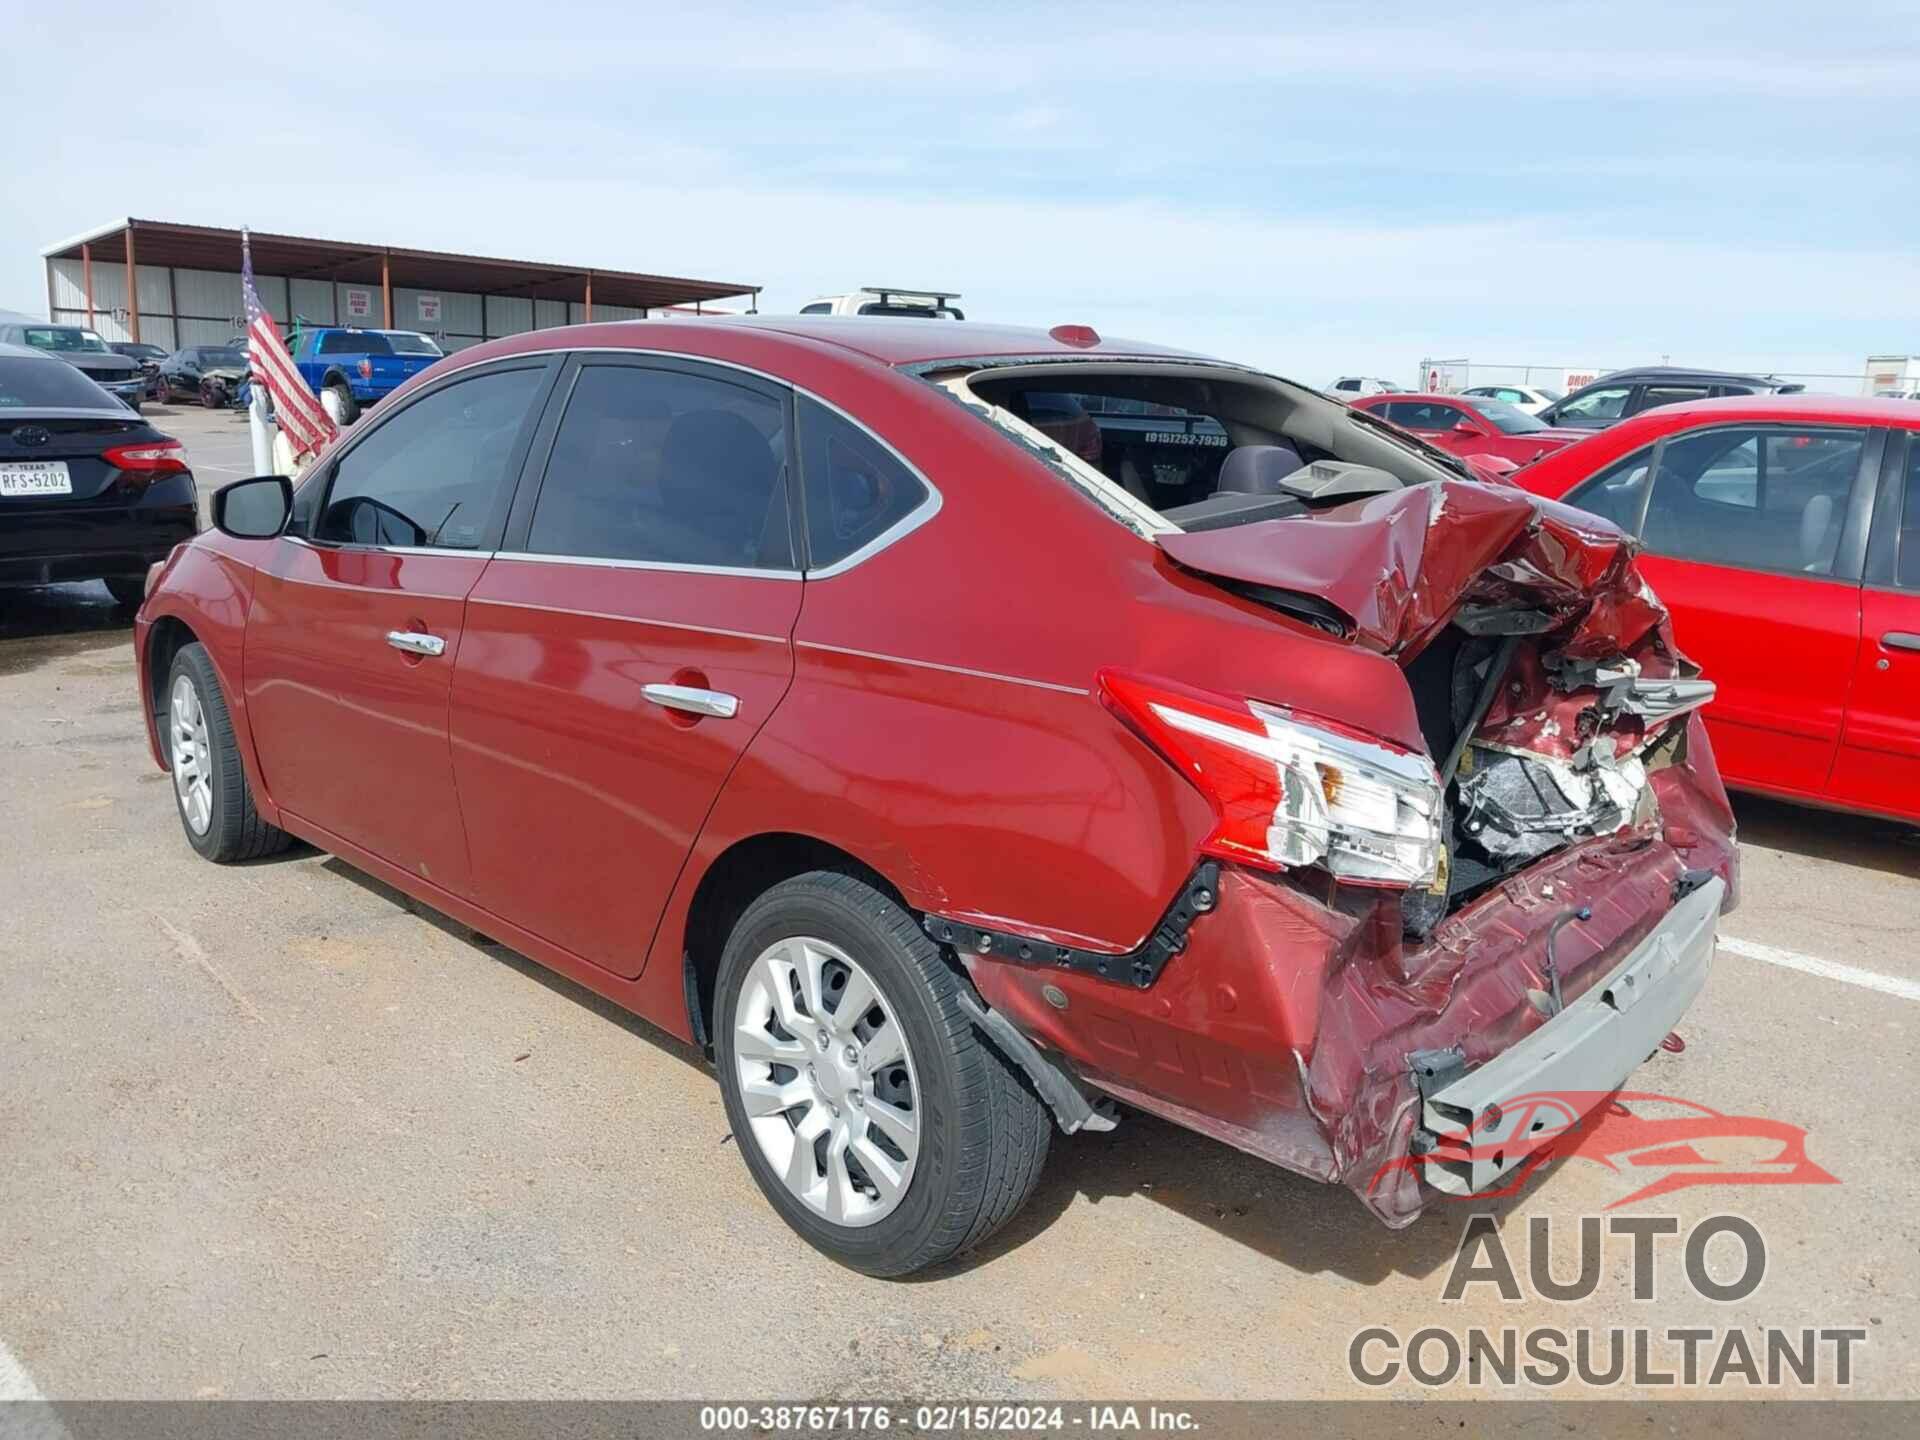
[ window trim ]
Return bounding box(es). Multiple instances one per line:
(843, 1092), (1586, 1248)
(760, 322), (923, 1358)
(1864, 426), (1912, 592)
(296, 354), (562, 553)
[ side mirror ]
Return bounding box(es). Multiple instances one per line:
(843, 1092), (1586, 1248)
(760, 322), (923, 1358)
(213, 475), (293, 539)
(1453, 419), (1484, 436)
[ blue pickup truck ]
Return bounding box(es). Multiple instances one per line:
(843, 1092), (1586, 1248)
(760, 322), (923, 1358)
(289, 327), (444, 423)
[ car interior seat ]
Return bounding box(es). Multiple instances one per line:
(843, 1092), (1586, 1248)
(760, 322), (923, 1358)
(1798, 492), (1839, 573)
(1216, 442), (1308, 495)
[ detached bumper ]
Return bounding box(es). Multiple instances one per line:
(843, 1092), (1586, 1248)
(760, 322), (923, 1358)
(1415, 874), (1724, 1198)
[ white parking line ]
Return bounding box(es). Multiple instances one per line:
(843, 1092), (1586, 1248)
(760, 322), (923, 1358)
(0, 1339), (47, 1402)
(1719, 935), (1920, 1003)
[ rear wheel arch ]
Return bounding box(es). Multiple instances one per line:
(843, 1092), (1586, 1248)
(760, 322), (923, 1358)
(680, 832), (908, 1057)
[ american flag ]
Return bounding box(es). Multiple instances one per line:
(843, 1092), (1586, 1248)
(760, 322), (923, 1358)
(242, 228), (337, 460)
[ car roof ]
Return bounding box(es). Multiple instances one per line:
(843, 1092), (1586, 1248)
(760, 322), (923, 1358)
(1353, 391), (1481, 405)
(1585, 365), (1782, 387)
(689, 315), (1204, 367)
(1605, 391), (1920, 429)
(0, 340), (63, 360)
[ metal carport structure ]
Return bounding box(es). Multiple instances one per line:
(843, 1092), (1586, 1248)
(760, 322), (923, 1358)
(42, 218), (760, 352)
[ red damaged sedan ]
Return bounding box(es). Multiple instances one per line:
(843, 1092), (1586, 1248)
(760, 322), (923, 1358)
(1349, 391), (1586, 470)
(134, 318), (1736, 1275)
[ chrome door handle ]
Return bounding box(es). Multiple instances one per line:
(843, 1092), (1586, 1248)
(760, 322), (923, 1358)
(642, 683), (738, 719)
(386, 630), (446, 658)
(1883, 632), (1920, 653)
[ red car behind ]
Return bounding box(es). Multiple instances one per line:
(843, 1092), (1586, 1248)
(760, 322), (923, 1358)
(1516, 393), (1920, 827)
(1349, 392), (1585, 469)
(135, 319), (1737, 1275)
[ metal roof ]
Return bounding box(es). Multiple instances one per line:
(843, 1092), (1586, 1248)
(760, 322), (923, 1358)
(42, 218), (757, 312)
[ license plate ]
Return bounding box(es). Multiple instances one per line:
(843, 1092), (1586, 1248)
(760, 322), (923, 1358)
(0, 461), (72, 497)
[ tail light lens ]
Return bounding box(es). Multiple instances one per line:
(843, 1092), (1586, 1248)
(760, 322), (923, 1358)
(358, 359), (373, 379)
(1099, 670), (1444, 887)
(103, 439), (188, 477)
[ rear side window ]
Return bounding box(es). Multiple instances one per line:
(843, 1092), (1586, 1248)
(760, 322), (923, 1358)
(1641, 426), (1865, 575)
(318, 332), (394, 356)
(796, 396), (929, 571)
(0, 357), (120, 409)
(1384, 402), (1464, 430)
(1637, 385), (1711, 412)
(526, 364), (792, 570)
(317, 366), (545, 549)
(1898, 441), (1920, 589)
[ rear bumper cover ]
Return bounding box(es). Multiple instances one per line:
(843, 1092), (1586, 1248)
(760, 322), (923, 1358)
(1414, 874), (1723, 1197)
(0, 480), (197, 585)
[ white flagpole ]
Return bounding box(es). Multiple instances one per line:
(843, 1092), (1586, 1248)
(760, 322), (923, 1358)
(243, 228), (279, 475)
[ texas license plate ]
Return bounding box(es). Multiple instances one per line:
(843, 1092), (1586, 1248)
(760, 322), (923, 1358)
(0, 461), (73, 497)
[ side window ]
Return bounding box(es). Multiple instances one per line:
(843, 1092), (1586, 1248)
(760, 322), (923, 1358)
(1564, 446), (1655, 532)
(796, 396), (930, 571)
(1641, 426), (1865, 575)
(799, 303), (833, 315)
(316, 367), (545, 549)
(1900, 441), (1920, 589)
(1636, 385), (1711, 413)
(1557, 385), (1633, 423)
(526, 365), (792, 569)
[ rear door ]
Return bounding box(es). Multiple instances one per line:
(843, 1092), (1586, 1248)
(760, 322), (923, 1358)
(450, 355), (803, 976)
(1598, 421), (1875, 798)
(1830, 427), (1920, 821)
(243, 358), (557, 892)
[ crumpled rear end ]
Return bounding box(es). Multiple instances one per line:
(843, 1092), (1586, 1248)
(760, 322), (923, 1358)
(980, 477), (1739, 1226)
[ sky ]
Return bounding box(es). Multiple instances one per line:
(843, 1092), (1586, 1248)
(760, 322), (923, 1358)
(4, 1), (1917, 389)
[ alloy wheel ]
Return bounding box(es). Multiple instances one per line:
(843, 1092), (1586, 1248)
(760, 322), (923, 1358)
(732, 935), (920, 1227)
(169, 673), (213, 836)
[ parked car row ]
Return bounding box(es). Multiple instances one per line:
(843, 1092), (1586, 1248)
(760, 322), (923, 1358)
(0, 322), (148, 410)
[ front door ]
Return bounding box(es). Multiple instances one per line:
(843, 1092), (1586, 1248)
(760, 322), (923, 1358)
(451, 357), (803, 976)
(1831, 428), (1920, 821)
(1628, 422), (1873, 799)
(243, 360), (555, 893)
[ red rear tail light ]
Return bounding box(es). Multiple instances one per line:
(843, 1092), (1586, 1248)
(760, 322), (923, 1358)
(358, 359), (373, 379)
(1098, 670), (1445, 887)
(103, 439), (188, 476)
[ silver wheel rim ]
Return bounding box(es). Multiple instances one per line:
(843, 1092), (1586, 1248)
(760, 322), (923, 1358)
(168, 673), (213, 837)
(733, 936), (920, 1228)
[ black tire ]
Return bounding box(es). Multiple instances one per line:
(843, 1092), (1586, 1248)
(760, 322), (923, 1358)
(715, 870), (1051, 1277)
(104, 576), (145, 610)
(164, 642), (293, 863)
(324, 381), (359, 425)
